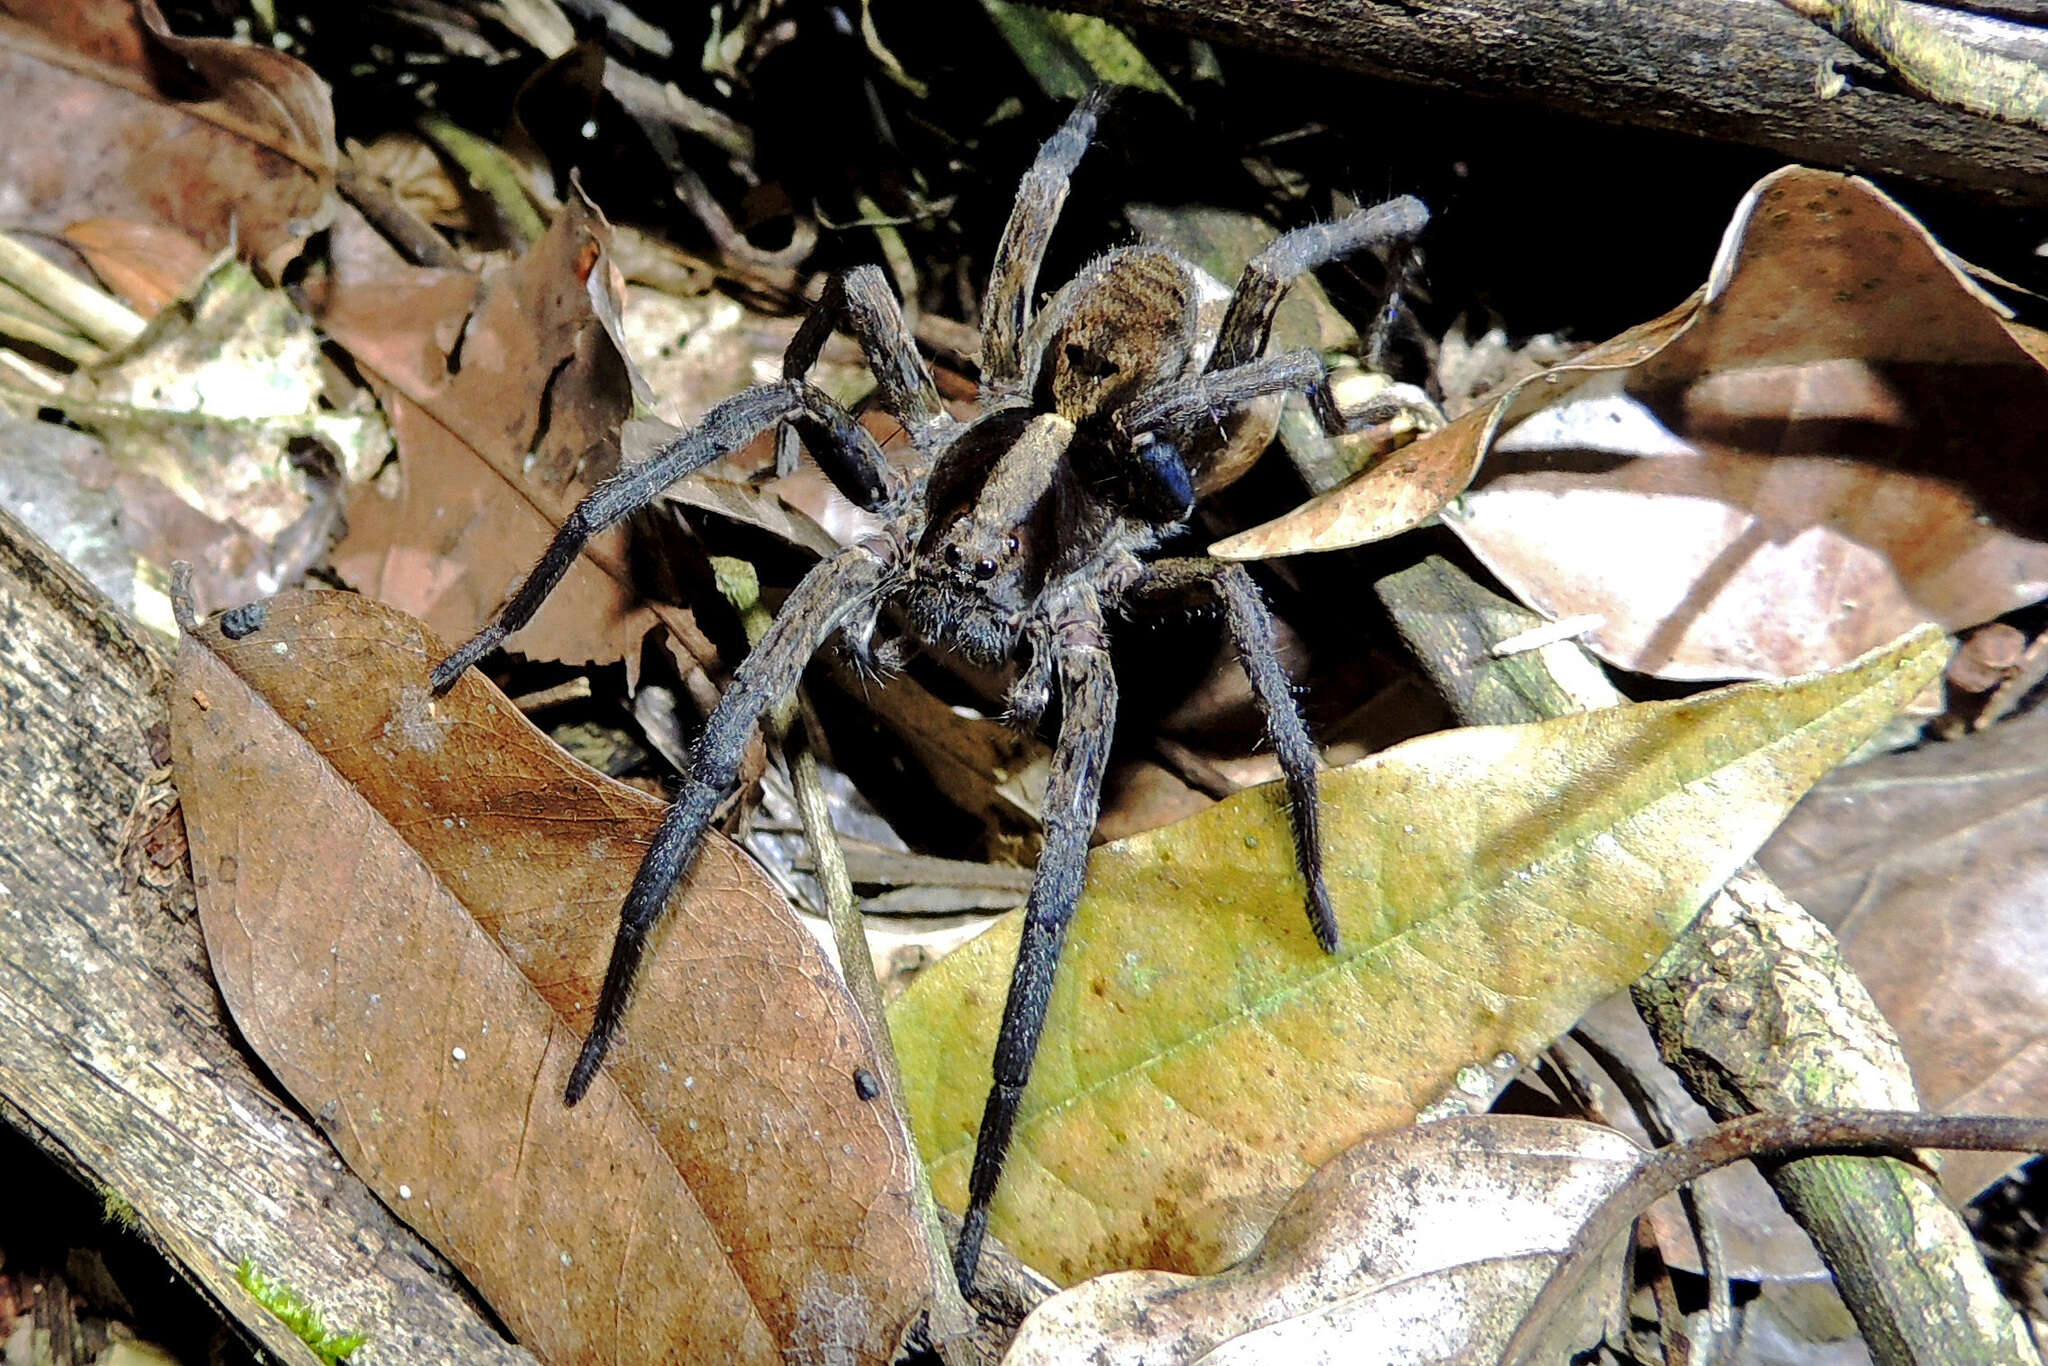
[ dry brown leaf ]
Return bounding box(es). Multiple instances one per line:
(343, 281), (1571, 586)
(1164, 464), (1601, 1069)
(1221, 170), (2048, 683)
(61, 218), (213, 316)
(1003, 1117), (1637, 1365)
(171, 588), (935, 1365)
(0, 0), (335, 277)
(321, 199), (716, 681)
(1448, 170), (2048, 680)
(1757, 709), (2048, 1198)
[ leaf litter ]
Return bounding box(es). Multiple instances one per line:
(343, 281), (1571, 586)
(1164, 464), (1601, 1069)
(5, 5), (2041, 1358)
(890, 626), (1947, 1285)
(1003, 1116), (1642, 1366)
(1220, 169), (2048, 682)
(169, 588), (938, 1366)
(1758, 707), (2048, 1201)
(0, 0), (337, 277)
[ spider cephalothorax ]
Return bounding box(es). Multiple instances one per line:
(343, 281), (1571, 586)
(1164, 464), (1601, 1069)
(431, 88), (1427, 1290)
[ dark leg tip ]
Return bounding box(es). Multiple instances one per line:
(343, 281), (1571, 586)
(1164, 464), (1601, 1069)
(1308, 886), (1341, 956)
(428, 658), (464, 695)
(563, 1039), (605, 1107)
(431, 626), (505, 696)
(952, 1210), (988, 1293)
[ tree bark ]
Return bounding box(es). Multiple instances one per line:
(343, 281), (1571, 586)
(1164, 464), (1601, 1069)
(1055, 0), (2048, 206)
(0, 504), (534, 1366)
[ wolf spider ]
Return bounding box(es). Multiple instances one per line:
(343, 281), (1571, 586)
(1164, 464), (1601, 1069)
(431, 89), (1427, 1289)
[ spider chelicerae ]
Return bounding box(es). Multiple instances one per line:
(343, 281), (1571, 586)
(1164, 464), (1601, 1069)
(430, 88), (1427, 1289)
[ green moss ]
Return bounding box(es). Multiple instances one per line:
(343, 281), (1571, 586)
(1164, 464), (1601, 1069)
(234, 1259), (369, 1364)
(99, 1187), (139, 1231)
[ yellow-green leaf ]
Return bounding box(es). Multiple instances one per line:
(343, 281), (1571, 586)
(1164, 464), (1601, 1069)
(889, 627), (1947, 1285)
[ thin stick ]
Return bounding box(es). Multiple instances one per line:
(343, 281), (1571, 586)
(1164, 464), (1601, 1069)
(780, 712), (976, 1350)
(1502, 1110), (2048, 1365)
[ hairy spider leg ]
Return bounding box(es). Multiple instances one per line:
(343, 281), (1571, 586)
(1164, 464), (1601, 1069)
(980, 88), (1113, 401)
(1130, 347), (1432, 453)
(785, 265), (947, 441)
(428, 380), (890, 692)
(564, 548), (888, 1104)
(776, 265), (953, 478)
(1363, 234), (1428, 376)
(1207, 195), (1429, 374)
(953, 597), (1116, 1286)
(1137, 558), (1338, 952)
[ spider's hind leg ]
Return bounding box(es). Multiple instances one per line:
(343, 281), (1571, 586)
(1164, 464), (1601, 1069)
(1208, 195), (1428, 374)
(430, 380), (888, 692)
(980, 87), (1112, 401)
(779, 265), (950, 480)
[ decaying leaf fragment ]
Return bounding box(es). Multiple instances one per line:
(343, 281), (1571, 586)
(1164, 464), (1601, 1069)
(891, 627), (1946, 1284)
(1004, 1117), (1642, 1366)
(171, 589), (935, 1366)
(1220, 169), (2048, 681)
(62, 257), (389, 539)
(0, 0), (337, 276)
(321, 197), (702, 681)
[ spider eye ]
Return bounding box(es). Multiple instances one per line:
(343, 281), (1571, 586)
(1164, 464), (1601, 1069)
(944, 544), (963, 569)
(974, 557), (998, 580)
(1006, 534), (1020, 554)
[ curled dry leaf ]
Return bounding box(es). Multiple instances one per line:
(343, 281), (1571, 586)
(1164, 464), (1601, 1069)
(322, 198), (712, 681)
(1209, 301), (1694, 561)
(1223, 170), (2048, 683)
(891, 627), (1947, 1285)
(170, 589), (936, 1366)
(0, 0), (336, 276)
(1450, 169), (2048, 680)
(1004, 1116), (1641, 1366)
(1757, 709), (2048, 1199)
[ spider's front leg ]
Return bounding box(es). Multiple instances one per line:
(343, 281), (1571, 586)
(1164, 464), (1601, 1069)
(565, 546), (888, 1103)
(954, 601), (1116, 1289)
(1129, 348), (1430, 456)
(429, 380), (890, 691)
(1130, 558), (1336, 953)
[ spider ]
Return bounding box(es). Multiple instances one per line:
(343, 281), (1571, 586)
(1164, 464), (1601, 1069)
(430, 88), (1427, 1290)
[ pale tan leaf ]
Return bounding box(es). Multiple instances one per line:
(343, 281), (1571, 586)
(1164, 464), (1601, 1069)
(1211, 302), (1693, 560)
(1002, 1117), (1639, 1366)
(1444, 169), (2048, 680)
